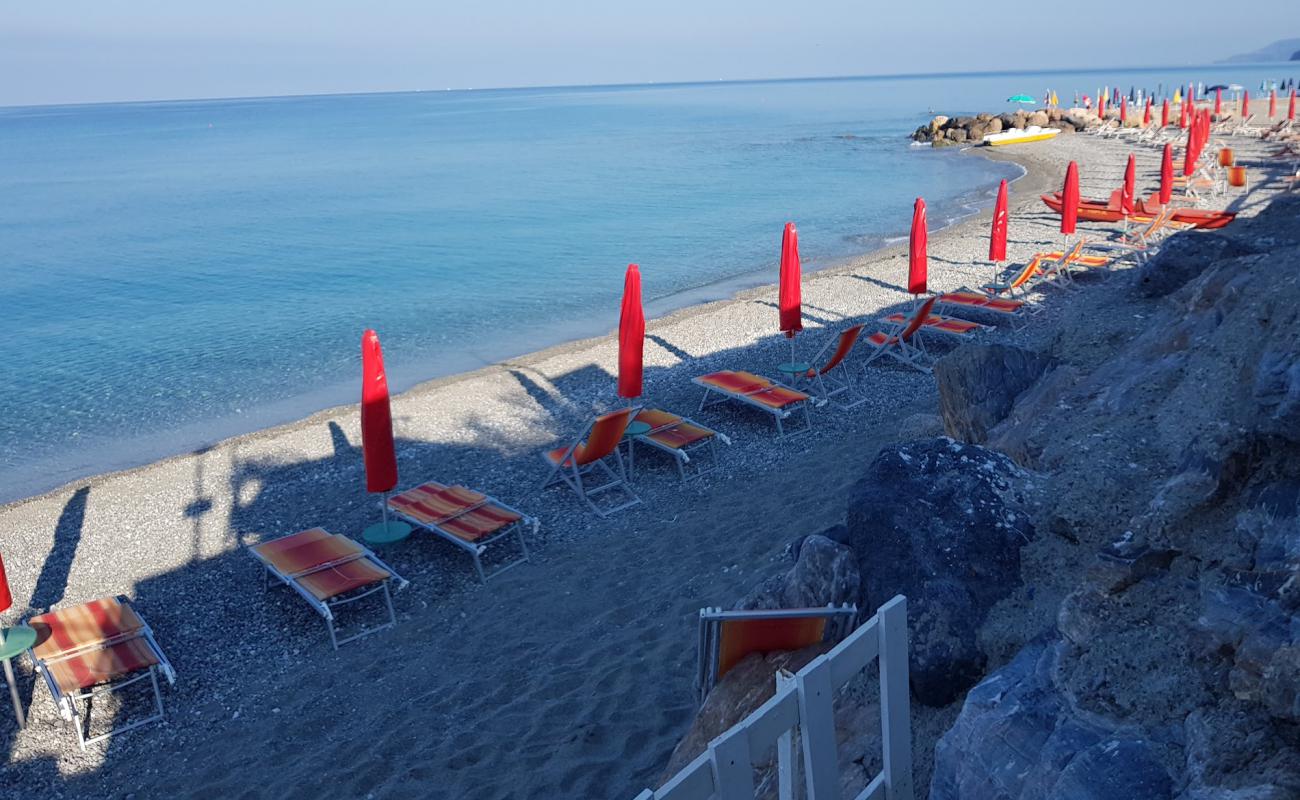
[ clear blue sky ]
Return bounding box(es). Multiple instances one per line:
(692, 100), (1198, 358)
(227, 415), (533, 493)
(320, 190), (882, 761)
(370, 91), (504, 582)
(1, 1), (1290, 106)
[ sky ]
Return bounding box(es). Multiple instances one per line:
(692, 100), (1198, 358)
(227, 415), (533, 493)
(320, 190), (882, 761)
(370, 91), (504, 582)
(1, 1), (1292, 107)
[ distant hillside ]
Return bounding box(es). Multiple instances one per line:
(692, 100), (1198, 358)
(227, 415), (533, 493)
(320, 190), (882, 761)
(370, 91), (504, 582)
(1219, 38), (1300, 63)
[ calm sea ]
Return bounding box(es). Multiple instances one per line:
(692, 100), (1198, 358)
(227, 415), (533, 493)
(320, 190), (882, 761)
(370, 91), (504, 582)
(0, 65), (1291, 502)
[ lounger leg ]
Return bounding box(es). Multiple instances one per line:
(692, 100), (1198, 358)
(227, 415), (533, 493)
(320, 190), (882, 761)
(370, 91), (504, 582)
(472, 551), (488, 583)
(149, 666), (164, 720)
(382, 581), (398, 628)
(327, 615), (339, 651)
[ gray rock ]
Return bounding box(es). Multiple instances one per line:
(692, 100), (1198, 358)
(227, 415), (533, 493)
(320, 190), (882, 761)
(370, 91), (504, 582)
(1137, 232), (1257, 298)
(947, 128), (968, 143)
(1253, 350), (1300, 443)
(1087, 536), (1179, 594)
(738, 533), (860, 612)
(935, 343), (1055, 444)
(1028, 110), (1050, 127)
(930, 640), (1175, 800)
(1196, 587), (1300, 723)
(844, 438), (1034, 705)
(985, 117), (1003, 134)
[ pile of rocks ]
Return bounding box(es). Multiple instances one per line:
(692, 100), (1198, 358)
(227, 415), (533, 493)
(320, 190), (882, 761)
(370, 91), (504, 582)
(911, 107), (1108, 146)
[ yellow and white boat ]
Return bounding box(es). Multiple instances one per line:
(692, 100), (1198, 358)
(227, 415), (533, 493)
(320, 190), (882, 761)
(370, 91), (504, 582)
(982, 126), (1061, 146)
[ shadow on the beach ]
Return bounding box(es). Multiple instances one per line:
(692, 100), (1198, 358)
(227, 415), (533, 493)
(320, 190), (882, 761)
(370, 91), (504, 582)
(647, 334), (693, 362)
(29, 486), (90, 614)
(750, 299), (836, 329)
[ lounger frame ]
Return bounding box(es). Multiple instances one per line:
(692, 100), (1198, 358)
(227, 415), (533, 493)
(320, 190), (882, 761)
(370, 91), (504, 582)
(632, 409), (724, 482)
(388, 488), (539, 581)
(542, 409), (642, 517)
(251, 534), (409, 649)
(696, 604), (858, 703)
(693, 375), (813, 438)
(27, 597), (176, 750)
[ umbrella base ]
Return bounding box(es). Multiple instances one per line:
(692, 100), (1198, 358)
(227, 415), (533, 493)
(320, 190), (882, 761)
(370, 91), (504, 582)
(362, 520), (412, 545)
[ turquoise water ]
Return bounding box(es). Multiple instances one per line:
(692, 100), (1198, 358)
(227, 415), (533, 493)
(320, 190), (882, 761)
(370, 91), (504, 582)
(0, 64), (1292, 501)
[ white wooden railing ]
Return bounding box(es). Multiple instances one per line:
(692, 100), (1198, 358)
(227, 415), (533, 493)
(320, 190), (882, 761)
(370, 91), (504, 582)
(634, 595), (913, 800)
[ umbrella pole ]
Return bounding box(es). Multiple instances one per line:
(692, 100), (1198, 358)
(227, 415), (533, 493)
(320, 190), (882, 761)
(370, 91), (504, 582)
(381, 492), (391, 534)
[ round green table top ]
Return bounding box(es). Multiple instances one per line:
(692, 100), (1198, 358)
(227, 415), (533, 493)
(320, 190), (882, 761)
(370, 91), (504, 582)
(624, 420), (652, 437)
(777, 361), (812, 376)
(362, 520), (413, 546)
(0, 626), (37, 660)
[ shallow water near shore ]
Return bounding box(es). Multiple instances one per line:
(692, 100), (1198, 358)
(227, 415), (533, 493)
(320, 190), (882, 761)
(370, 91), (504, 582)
(0, 63), (1289, 502)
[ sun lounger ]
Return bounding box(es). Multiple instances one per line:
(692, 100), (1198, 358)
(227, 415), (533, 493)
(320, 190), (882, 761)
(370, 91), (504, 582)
(26, 596), (176, 749)
(542, 407), (642, 516)
(388, 482), (538, 580)
(881, 311), (988, 346)
(630, 408), (723, 481)
(804, 323), (868, 408)
(861, 296), (938, 372)
(249, 528), (407, 649)
(696, 604), (857, 703)
(693, 371), (812, 438)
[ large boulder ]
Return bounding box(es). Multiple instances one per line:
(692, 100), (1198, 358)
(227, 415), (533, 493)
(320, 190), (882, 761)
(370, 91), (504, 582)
(935, 343), (1055, 444)
(844, 438), (1035, 705)
(738, 533), (860, 611)
(1028, 110), (1050, 127)
(1136, 231), (1257, 298)
(930, 640), (1176, 800)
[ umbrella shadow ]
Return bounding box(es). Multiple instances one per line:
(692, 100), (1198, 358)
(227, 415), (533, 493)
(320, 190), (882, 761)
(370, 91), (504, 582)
(28, 486), (90, 613)
(748, 300), (835, 329)
(647, 334), (693, 363)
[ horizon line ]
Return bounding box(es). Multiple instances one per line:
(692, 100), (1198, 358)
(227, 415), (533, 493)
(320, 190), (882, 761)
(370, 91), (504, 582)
(2, 59), (1293, 112)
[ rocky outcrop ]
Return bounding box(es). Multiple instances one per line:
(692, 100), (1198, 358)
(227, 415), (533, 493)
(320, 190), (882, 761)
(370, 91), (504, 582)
(739, 532), (860, 611)
(911, 106), (1081, 144)
(844, 439), (1035, 705)
(934, 343), (1054, 444)
(1136, 231), (1258, 297)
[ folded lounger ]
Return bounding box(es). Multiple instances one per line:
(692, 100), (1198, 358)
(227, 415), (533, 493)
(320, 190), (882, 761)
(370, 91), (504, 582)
(696, 604), (858, 703)
(27, 596), (176, 749)
(542, 407), (642, 517)
(803, 323), (869, 408)
(861, 296), (939, 373)
(389, 482), (538, 579)
(692, 371), (813, 438)
(249, 528), (408, 649)
(632, 408), (723, 481)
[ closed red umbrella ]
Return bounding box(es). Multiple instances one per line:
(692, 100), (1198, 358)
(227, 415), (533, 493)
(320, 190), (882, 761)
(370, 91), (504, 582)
(778, 222), (802, 359)
(1242, 90), (1250, 118)
(1160, 143), (1174, 205)
(0, 552), (24, 728)
(1269, 90), (1277, 119)
(360, 329), (409, 544)
(1142, 98), (1152, 126)
(908, 198), (928, 296)
(1061, 162), (1079, 236)
(1179, 100), (1188, 129)
(1120, 100), (1128, 125)
(1291, 89), (1297, 121)
(618, 263), (644, 400)
(1161, 99), (1170, 127)
(1183, 129), (1195, 177)
(1099, 93), (1106, 118)
(989, 179), (1009, 263)
(1121, 153), (1136, 216)
(0, 554), (10, 614)
(1215, 87), (1222, 115)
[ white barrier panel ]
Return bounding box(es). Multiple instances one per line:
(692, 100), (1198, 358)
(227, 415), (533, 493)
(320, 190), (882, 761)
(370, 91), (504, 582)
(635, 595), (912, 800)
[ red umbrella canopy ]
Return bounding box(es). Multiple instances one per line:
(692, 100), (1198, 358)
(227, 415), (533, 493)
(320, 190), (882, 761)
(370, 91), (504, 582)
(1215, 87), (1222, 115)
(1159, 143), (1174, 205)
(1099, 94), (1106, 118)
(989, 179), (1009, 263)
(1291, 89), (1297, 121)
(0, 552), (12, 614)
(1121, 154), (1136, 216)
(1061, 162), (1079, 236)
(1242, 90), (1250, 118)
(1179, 100), (1189, 129)
(360, 329), (398, 494)
(908, 198), (928, 295)
(1120, 100), (1128, 124)
(618, 263), (645, 400)
(1161, 99), (1170, 127)
(1269, 90), (1277, 118)
(1142, 99), (1152, 126)
(1183, 129), (1196, 177)
(778, 222), (802, 338)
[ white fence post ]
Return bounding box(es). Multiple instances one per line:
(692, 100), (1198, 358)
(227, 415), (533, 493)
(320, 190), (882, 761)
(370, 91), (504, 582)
(878, 597), (914, 800)
(710, 725), (758, 800)
(795, 657), (840, 799)
(775, 669), (800, 800)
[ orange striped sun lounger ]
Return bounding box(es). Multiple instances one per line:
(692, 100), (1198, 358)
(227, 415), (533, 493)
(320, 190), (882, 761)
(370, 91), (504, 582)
(692, 371), (812, 438)
(542, 407), (642, 516)
(804, 323), (869, 408)
(632, 408), (726, 481)
(696, 604), (857, 703)
(26, 596), (176, 749)
(882, 310), (989, 346)
(249, 528), (408, 649)
(388, 481), (538, 580)
(862, 295), (938, 373)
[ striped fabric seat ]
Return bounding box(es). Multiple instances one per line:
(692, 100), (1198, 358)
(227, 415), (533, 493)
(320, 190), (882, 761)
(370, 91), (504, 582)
(30, 597), (146, 660)
(252, 530), (365, 577)
(884, 313), (982, 336)
(939, 291), (1024, 314)
(636, 410), (713, 450)
(297, 558), (393, 601)
(866, 332), (900, 347)
(389, 482), (521, 543)
(696, 371), (808, 409)
(45, 635), (160, 694)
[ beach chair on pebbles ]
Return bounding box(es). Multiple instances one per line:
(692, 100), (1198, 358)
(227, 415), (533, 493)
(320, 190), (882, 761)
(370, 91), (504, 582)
(696, 604), (857, 703)
(388, 482), (538, 580)
(249, 528), (408, 649)
(693, 371), (813, 438)
(631, 408), (726, 481)
(26, 596), (176, 749)
(802, 323), (869, 408)
(860, 296), (938, 372)
(881, 309), (989, 347)
(542, 407), (642, 517)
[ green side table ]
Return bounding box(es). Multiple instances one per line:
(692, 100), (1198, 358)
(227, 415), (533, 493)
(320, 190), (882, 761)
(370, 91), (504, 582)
(0, 625), (36, 729)
(622, 420), (652, 478)
(362, 520), (413, 546)
(776, 361), (812, 384)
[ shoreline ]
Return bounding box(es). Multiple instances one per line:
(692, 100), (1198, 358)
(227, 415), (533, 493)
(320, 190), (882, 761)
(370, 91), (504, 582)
(0, 145), (1034, 510)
